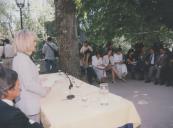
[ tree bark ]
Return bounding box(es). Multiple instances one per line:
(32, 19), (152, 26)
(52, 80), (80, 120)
(54, 0), (80, 76)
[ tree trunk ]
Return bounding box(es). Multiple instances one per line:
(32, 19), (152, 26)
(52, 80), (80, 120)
(54, 0), (80, 76)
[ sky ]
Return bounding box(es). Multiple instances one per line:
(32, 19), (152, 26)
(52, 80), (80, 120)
(0, 0), (54, 37)
(3, 0), (54, 21)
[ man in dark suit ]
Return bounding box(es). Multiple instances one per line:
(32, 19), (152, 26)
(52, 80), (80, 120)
(154, 48), (168, 85)
(0, 66), (43, 128)
(145, 47), (158, 83)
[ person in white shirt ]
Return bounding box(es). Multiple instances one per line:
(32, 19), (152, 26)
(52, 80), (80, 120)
(103, 49), (118, 83)
(113, 48), (128, 80)
(92, 51), (106, 82)
(2, 39), (16, 69)
(12, 30), (50, 123)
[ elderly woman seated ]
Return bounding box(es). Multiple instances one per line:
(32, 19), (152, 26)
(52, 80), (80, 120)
(0, 66), (43, 128)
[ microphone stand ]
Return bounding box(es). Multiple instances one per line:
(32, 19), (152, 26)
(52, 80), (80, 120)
(64, 72), (75, 100)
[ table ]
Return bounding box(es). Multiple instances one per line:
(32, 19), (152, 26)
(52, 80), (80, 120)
(40, 73), (141, 128)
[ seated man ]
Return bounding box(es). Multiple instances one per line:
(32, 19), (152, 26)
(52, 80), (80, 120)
(0, 66), (43, 128)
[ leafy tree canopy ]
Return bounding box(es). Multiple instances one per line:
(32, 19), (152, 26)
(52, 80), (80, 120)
(75, 0), (173, 48)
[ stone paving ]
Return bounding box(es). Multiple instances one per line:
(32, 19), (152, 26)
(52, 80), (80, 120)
(108, 80), (173, 128)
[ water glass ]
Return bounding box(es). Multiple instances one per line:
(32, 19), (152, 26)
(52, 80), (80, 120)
(99, 83), (109, 105)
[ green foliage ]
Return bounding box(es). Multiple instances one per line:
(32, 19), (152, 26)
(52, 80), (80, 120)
(44, 20), (57, 37)
(0, 0), (13, 38)
(32, 39), (44, 60)
(75, 0), (173, 48)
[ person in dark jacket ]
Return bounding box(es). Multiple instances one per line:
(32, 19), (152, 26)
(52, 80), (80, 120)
(144, 47), (158, 83)
(0, 66), (43, 128)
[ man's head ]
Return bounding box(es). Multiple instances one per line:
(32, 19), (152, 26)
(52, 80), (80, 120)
(84, 40), (89, 47)
(160, 48), (165, 54)
(3, 39), (10, 44)
(0, 66), (20, 100)
(149, 47), (154, 54)
(47, 37), (52, 42)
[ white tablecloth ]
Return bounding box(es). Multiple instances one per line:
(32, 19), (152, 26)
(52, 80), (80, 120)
(40, 73), (141, 128)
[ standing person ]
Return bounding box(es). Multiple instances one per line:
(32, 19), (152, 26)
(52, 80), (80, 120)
(42, 37), (58, 73)
(2, 39), (16, 69)
(12, 30), (50, 123)
(0, 66), (43, 128)
(80, 41), (93, 75)
(154, 48), (168, 85)
(134, 46), (145, 80)
(145, 48), (158, 83)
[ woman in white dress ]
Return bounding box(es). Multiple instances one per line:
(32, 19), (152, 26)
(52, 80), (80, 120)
(92, 51), (106, 82)
(12, 30), (50, 123)
(103, 49), (118, 83)
(113, 48), (128, 80)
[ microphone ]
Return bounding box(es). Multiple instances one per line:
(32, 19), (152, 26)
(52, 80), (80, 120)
(59, 70), (75, 100)
(65, 72), (75, 100)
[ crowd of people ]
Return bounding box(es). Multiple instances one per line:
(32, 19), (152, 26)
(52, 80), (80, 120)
(80, 41), (128, 84)
(80, 41), (173, 86)
(0, 29), (173, 127)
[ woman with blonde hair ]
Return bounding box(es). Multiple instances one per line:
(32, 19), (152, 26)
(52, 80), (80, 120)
(12, 30), (50, 123)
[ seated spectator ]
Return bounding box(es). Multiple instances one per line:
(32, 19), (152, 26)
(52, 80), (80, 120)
(92, 51), (106, 83)
(126, 49), (136, 79)
(103, 49), (118, 83)
(86, 55), (97, 84)
(133, 46), (145, 80)
(113, 48), (128, 81)
(0, 66), (43, 128)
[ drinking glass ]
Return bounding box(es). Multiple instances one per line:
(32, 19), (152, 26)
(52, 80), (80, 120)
(99, 83), (109, 105)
